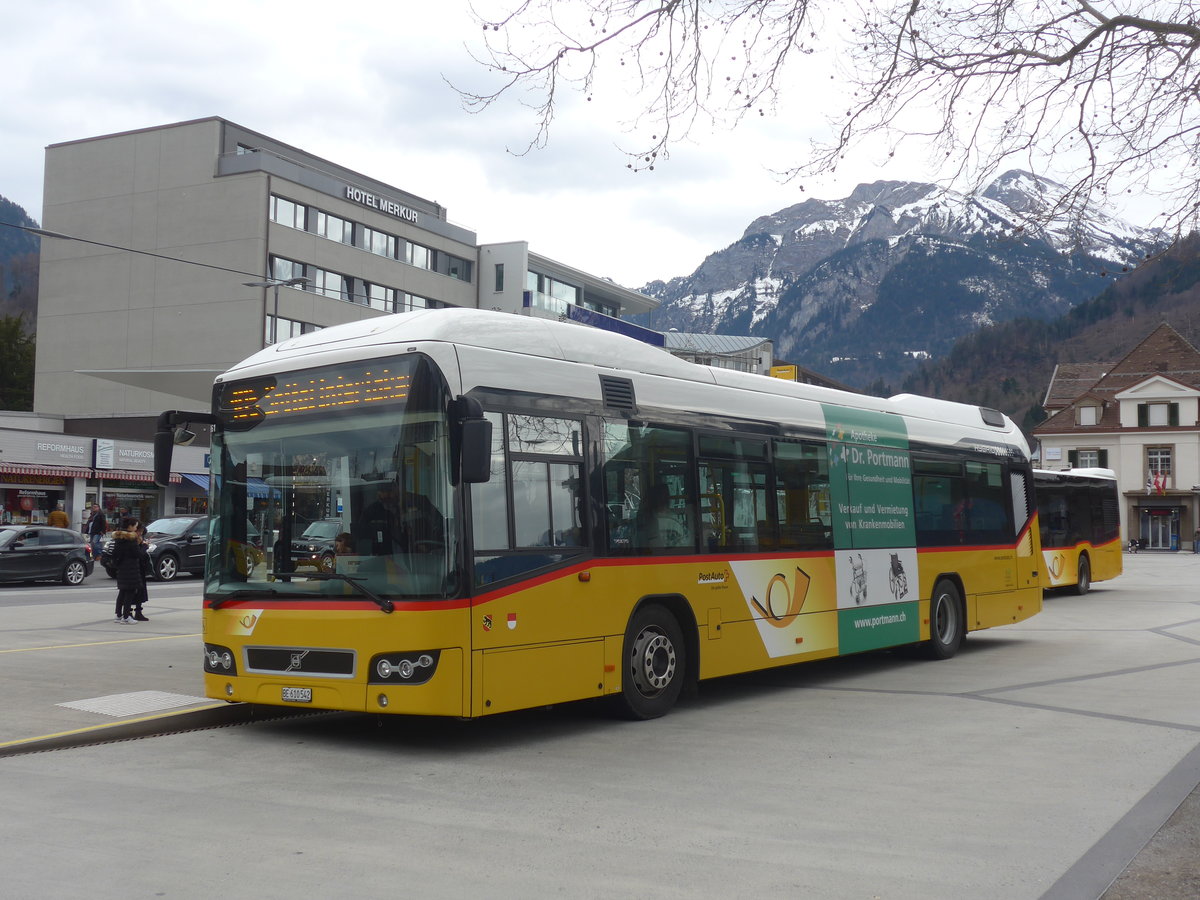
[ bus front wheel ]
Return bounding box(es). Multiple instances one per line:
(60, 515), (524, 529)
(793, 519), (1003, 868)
(620, 604), (685, 720)
(1073, 556), (1091, 596)
(924, 580), (964, 660)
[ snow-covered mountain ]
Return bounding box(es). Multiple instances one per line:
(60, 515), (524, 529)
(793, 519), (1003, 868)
(639, 171), (1162, 388)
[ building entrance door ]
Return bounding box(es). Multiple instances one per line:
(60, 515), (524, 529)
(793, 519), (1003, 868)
(1140, 508), (1179, 550)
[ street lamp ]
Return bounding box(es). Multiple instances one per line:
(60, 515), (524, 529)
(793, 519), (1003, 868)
(244, 276), (310, 345)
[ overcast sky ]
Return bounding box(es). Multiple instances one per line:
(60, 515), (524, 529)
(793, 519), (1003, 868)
(2, 0), (1159, 289)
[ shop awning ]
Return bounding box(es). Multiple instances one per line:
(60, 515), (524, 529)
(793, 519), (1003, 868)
(0, 463), (95, 479)
(202, 476), (271, 498)
(95, 469), (181, 484)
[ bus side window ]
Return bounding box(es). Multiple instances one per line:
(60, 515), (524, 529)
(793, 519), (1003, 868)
(697, 434), (768, 553)
(773, 440), (831, 550)
(602, 422), (695, 555)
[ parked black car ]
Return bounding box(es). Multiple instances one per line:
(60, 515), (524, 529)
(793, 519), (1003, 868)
(0, 525), (94, 585)
(103, 515), (210, 582)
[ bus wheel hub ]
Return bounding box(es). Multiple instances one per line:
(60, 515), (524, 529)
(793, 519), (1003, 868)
(632, 630), (675, 693)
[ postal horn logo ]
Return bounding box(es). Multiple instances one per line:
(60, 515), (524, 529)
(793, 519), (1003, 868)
(750, 568), (811, 629)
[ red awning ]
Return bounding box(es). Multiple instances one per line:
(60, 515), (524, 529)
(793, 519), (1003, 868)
(0, 463), (95, 479)
(94, 469), (181, 484)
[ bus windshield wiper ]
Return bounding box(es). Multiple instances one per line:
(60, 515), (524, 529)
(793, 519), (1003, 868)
(294, 572), (395, 613)
(210, 588), (280, 609)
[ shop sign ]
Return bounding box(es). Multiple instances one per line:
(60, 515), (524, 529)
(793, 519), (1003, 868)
(1, 473), (67, 486)
(0, 428), (91, 467)
(94, 439), (155, 473)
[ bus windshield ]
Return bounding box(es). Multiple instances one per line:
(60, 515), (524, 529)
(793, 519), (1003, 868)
(205, 354), (458, 601)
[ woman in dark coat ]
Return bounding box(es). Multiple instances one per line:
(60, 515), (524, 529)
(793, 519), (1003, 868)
(110, 517), (148, 624)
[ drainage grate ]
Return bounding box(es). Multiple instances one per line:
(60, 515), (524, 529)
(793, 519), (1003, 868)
(57, 691), (212, 717)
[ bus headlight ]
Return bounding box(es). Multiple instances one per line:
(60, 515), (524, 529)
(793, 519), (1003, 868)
(203, 643), (238, 675)
(369, 651), (438, 685)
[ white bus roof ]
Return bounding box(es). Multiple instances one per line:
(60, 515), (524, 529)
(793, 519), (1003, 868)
(220, 308), (1028, 455)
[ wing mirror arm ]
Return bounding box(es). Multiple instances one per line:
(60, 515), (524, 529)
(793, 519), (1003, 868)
(154, 410), (223, 488)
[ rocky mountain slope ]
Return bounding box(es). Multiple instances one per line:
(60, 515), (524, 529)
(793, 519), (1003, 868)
(639, 171), (1162, 388)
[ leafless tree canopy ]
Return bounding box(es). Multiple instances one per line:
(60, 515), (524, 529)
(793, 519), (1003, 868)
(458, 1), (1200, 235)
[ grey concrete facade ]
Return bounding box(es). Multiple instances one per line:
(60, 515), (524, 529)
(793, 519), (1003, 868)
(35, 118), (657, 437)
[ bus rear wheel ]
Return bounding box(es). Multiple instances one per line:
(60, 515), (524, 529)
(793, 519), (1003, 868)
(924, 580), (964, 660)
(1072, 556), (1091, 595)
(620, 604), (685, 720)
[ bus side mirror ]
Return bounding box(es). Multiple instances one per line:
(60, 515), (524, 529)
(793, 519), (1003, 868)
(154, 409), (223, 488)
(460, 418), (492, 484)
(153, 428), (176, 489)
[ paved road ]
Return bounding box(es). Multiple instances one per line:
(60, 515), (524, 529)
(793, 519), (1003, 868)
(0, 556), (1197, 898)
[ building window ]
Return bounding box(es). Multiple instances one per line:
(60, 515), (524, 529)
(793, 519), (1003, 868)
(1138, 402), (1179, 427)
(1071, 449), (1103, 468)
(265, 315), (321, 343)
(494, 263), (504, 293)
(1076, 404), (1099, 426)
(268, 194), (472, 283)
(311, 267), (350, 301)
(270, 256), (305, 282)
(1147, 446), (1173, 475)
(406, 241), (430, 270)
(270, 196), (307, 230)
(526, 271), (580, 315)
(364, 282), (394, 312)
(316, 211), (352, 244)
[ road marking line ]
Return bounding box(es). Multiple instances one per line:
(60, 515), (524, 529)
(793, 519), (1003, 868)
(0, 633), (201, 653)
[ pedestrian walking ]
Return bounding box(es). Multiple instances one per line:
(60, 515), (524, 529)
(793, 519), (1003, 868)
(86, 504), (108, 560)
(109, 517), (147, 624)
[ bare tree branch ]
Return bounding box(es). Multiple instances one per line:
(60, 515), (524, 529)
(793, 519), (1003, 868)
(455, 1), (1200, 237)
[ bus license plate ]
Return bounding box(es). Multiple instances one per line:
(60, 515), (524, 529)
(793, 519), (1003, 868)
(281, 687), (312, 703)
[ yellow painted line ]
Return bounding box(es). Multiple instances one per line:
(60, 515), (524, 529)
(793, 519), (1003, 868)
(0, 702), (227, 751)
(0, 633), (201, 654)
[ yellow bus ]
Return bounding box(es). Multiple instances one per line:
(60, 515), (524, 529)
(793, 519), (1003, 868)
(1033, 468), (1123, 594)
(155, 309), (1042, 719)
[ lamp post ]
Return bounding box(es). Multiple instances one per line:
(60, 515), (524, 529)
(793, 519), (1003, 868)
(244, 276), (310, 345)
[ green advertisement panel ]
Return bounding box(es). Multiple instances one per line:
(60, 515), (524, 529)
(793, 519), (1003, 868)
(822, 404), (915, 550)
(837, 602), (920, 654)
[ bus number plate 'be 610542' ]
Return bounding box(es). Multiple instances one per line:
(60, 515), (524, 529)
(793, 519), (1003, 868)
(281, 687), (312, 703)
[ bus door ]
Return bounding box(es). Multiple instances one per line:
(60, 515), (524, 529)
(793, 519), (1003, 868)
(1009, 465), (1039, 590)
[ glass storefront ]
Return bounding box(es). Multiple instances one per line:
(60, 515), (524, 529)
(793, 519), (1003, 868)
(1138, 506), (1181, 551)
(1, 484), (67, 525)
(87, 486), (161, 530)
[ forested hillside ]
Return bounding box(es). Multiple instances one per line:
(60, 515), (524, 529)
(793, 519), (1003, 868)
(895, 234), (1200, 434)
(1, 195), (39, 324)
